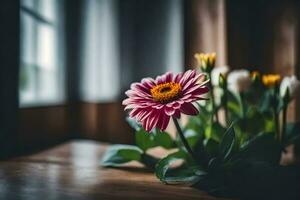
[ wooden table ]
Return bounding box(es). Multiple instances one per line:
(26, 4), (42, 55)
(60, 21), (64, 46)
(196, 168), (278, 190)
(0, 140), (228, 200)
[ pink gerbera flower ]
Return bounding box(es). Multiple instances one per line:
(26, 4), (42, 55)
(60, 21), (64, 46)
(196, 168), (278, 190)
(122, 70), (209, 132)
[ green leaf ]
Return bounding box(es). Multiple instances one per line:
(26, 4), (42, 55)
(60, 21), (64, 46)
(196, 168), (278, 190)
(163, 166), (206, 185)
(153, 129), (175, 149)
(155, 151), (186, 181)
(195, 103), (212, 127)
(184, 116), (204, 132)
(237, 133), (281, 164)
(101, 145), (143, 167)
(155, 150), (203, 184)
(277, 98), (285, 113)
(205, 122), (226, 143)
(141, 153), (159, 169)
(259, 91), (272, 113)
(135, 129), (155, 151)
(218, 124), (236, 162)
(126, 117), (141, 131)
(203, 138), (219, 157)
(264, 117), (275, 132)
(227, 90), (242, 118)
(245, 106), (266, 135)
(227, 101), (241, 118)
(284, 122), (300, 145)
(183, 129), (201, 148)
(156, 151), (189, 180)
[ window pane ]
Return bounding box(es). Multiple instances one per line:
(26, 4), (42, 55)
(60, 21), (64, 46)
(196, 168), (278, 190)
(20, 11), (37, 103)
(37, 68), (58, 101)
(21, 0), (38, 11)
(19, 63), (36, 103)
(36, 23), (56, 70)
(22, 0), (56, 23)
(38, 0), (57, 22)
(19, 0), (64, 106)
(20, 12), (35, 65)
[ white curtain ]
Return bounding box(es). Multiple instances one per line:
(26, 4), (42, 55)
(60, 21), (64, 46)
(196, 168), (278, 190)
(80, 0), (184, 102)
(80, 0), (120, 102)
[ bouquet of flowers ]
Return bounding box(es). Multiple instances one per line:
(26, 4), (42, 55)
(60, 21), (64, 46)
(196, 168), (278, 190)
(102, 53), (300, 199)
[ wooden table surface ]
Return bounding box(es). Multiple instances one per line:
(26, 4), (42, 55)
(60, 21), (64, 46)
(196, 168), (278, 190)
(0, 140), (229, 200)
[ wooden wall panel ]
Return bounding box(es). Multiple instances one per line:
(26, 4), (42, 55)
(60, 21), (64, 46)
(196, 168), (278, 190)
(19, 102), (134, 153)
(18, 105), (69, 152)
(79, 102), (134, 144)
(184, 0), (227, 69)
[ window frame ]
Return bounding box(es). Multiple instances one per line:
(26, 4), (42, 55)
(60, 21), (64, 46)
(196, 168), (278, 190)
(19, 0), (65, 108)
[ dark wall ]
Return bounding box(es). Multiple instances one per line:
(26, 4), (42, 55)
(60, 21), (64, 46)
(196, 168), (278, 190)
(0, 0), (20, 158)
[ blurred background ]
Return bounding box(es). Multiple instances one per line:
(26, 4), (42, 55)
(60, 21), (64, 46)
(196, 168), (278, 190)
(1, 0), (300, 158)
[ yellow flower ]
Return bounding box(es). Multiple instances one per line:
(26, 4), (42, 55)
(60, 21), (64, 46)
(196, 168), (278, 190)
(251, 71), (260, 80)
(262, 74), (281, 87)
(194, 52), (216, 72)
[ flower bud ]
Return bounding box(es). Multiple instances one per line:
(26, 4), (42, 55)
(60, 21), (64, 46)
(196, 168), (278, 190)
(211, 65), (230, 86)
(280, 75), (300, 99)
(251, 71), (261, 82)
(219, 73), (226, 88)
(194, 53), (216, 73)
(227, 70), (252, 93)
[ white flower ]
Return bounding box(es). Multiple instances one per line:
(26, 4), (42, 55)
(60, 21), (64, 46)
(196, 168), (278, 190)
(213, 87), (223, 105)
(227, 69), (252, 93)
(211, 66), (230, 86)
(280, 75), (300, 98)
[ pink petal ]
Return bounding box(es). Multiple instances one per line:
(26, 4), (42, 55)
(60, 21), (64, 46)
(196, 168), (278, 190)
(183, 85), (209, 96)
(141, 78), (156, 89)
(178, 70), (191, 85)
(180, 103), (199, 115)
(165, 72), (174, 82)
(166, 101), (181, 109)
(174, 72), (184, 83)
(147, 111), (160, 131)
(161, 114), (170, 131)
(181, 78), (196, 91)
(152, 104), (164, 109)
(142, 118), (149, 131)
(130, 83), (149, 94)
(181, 73), (205, 91)
(156, 111), (164, 130)
(145, 115), (154, 132)
(124, 104), (136, 110)
(129, 107), (143, 118)
(139, 109), (154, 121)
(125, 90), (151, 98)
(136, 109), (149, 121)
(164, 106), (175, 116)
(180, 94), (192, 100)
(155, 75), (165, 85)
(179, 70), (196, 86)
(173, 110), (181, 118)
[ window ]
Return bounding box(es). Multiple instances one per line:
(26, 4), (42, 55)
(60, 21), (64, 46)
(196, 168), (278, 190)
(19, 0), (64, 106)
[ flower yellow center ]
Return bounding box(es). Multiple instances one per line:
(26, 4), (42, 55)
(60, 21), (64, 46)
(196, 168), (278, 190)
(151, 82), (182, 103)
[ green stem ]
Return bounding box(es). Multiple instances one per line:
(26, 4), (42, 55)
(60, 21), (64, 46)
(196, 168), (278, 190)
(239, 92), (247, 133)
(272, 86), (280, 141)
(224, 86), (228, 126)
(209, 77), (219, 123)
(240, 92), (246, 119)
(281, 105), (287, 143)
(172, 117), (198, 162)
(273, 106), (280, 141)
